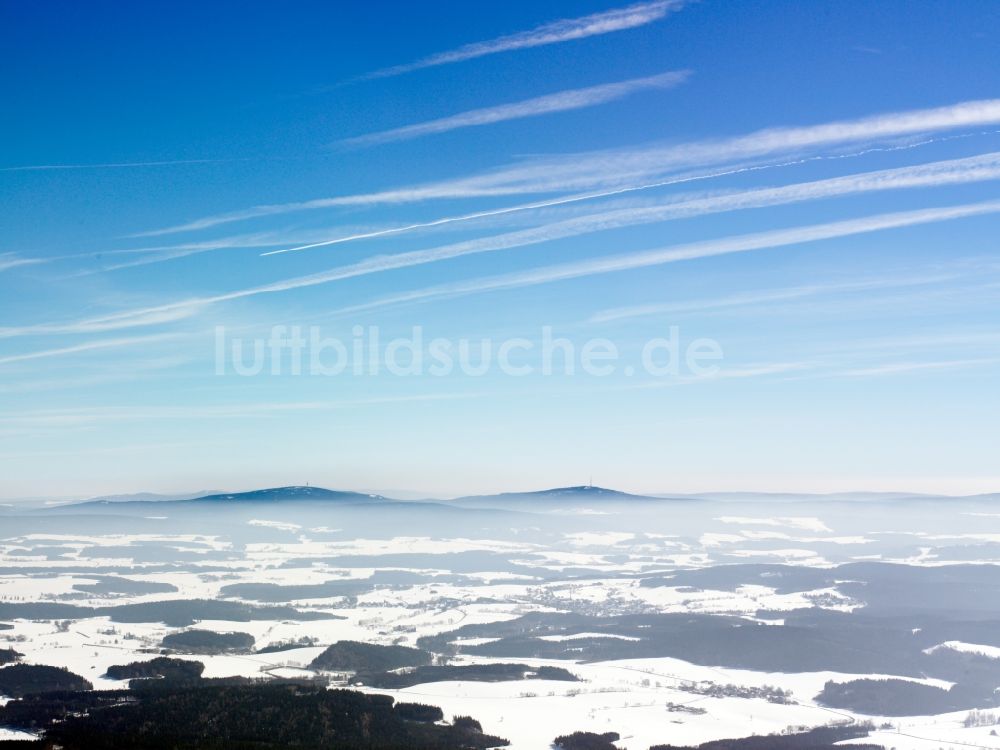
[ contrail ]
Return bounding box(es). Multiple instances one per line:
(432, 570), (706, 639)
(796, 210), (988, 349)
(0, 158), (244, 172)
(589, 272), (962, 322)
(140, 99), (1000, 238)
(262, 135), (1000, 257)
(0, 333), (179, 366)
(356, 1), (686, 81)
(0, 253), (50, 272)
(260, 175), (738, 256)
(340, 70), (690, 147)
(30, 197), (1000, 340)
(324, 199), (1000, 316)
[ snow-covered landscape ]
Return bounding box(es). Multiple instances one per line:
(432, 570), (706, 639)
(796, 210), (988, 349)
(3, 486), (1000, 748)
(6, 1), (1000, 747)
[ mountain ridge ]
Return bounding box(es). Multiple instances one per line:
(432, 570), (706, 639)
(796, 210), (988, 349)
(45, 485), (1000, 511)
(71, 485), (388, 508)
(193, 486), (388, 504)
(446, 484), (678, 509)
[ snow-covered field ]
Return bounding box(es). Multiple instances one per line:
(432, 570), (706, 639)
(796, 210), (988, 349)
(3, 500), (1000, 749)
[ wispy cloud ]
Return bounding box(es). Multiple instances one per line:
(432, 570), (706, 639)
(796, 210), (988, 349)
(0, 306), (200, 340)
(772, 352), (1000, 382)
(0, 253), (50, 273)
(327, 200), (1000, 315)
(0, 158), (241, 172)
(0, 392), (478, 428)
(830, 358), (1000, 378)
(589, 273), (961, 322)
(59, 227), (394, 275)
(9, 152), (1000, 339)
(0, 356), (194, 394)
(10, 196), (1000, 341)
(827, 329), (1000, 353)
(0, 333), (179, 366)
(14, 225), (412, 277)
(356, 1), (685, 81)
(624, 360), (818, 386)
(135, 98), (1000, 236)
(341, 70), (690, 147)
(267, 150), (1000, 257)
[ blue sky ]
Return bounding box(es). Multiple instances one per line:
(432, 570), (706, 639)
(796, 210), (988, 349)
(2, 0), (1000, 499)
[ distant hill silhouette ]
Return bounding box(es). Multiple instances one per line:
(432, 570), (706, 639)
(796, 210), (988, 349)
(27, 484), (1000, 512)
(69, 485), (389, 509)
(449, 485), (674, 509)
(61, 483), (989, 512)
(59, 483), (670, 511)
(192, 486), (388, 504)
